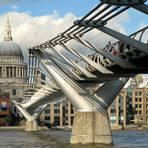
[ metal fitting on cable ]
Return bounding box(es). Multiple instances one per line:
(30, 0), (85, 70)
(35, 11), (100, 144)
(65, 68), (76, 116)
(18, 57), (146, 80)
(74, 20), (106, 28)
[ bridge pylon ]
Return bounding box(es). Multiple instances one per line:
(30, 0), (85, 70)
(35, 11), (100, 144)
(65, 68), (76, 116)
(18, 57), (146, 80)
(25, 120), (39, 132)
(12, 101), (48, 131)
(70, 78), (128, 144)
(32, 49), (128, 144)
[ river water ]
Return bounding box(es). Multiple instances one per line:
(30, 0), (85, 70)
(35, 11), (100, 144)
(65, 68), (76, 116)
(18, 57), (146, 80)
(0, 129), (148, 148)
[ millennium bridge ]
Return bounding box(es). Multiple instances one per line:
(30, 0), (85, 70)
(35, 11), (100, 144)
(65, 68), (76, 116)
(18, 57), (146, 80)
(13, 0), (148, 145)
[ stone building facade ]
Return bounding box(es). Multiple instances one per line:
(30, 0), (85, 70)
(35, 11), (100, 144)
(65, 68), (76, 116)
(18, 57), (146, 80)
(0, 18), (27, 104)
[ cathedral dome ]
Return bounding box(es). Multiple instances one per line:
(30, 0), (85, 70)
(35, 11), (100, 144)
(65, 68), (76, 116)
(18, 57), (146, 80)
(0, 17), (23, 58)
(0, 41), (23, 57)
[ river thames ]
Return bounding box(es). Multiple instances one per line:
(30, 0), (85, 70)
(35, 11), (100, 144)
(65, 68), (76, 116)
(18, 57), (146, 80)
(0, 129), (148, 148)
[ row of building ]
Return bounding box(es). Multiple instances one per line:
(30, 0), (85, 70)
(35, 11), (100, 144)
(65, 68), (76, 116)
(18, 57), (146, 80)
(39, 87), (148, 129)
(1, 83), (148, 128)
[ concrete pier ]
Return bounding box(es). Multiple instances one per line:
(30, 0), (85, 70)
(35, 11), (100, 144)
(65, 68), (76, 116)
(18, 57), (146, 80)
(70, 111), (112, 145)
(25, 120), (39, 131)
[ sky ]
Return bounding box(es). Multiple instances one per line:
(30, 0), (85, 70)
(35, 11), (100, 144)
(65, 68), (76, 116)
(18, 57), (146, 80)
(0, 0), (147, 62)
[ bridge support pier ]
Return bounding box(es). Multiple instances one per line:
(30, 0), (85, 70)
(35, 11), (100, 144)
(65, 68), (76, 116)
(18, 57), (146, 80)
(38, 55), (128, 145)
(25, 119), (39, 131)
(12, 101), (48, 132)
(70, 111), (112, 145)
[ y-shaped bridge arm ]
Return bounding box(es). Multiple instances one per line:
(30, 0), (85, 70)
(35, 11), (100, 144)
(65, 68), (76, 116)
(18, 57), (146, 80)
(32, 104), (48, 118)
(13, 101), (48, 122)
(34, 49), (98, 111)
(12, 102), (33, 121)
(92, 78), (129, 110)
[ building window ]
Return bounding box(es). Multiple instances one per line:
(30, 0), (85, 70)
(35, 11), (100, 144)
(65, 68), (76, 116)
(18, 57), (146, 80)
(139, 104), (142, 108)
(54, 117), (60, 125)
(139, 110), (142, 114)
(135, 98), (138, 102)
(0, 101), (7, 112)
(45, 109), (50, 113)
(135, 110), (138, 114)
(54, 109), (59, 113)
(135, 91), (138, 96)
(71, 108), (75, 114)
(12, 89), (16, 95)
(111, 109), (116, 114)
(45, 117), (50, 120)
(139, 91), (142, 96)
(139, 98), (142, 102)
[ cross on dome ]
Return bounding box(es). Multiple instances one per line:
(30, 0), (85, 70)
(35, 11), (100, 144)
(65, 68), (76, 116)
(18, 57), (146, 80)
(4, 17), (13, 41)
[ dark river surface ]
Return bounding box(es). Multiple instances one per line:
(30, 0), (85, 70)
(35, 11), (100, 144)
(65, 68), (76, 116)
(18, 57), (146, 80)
(0, 129), (148, 148)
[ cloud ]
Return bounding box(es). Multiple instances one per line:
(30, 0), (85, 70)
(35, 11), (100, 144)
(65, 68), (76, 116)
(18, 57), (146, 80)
(0, 9), (130, 63)
(0, 11), (76, 62)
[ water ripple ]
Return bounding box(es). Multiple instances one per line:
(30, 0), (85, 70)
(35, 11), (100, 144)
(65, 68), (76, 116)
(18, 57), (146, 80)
(0, 129), (148, 148)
